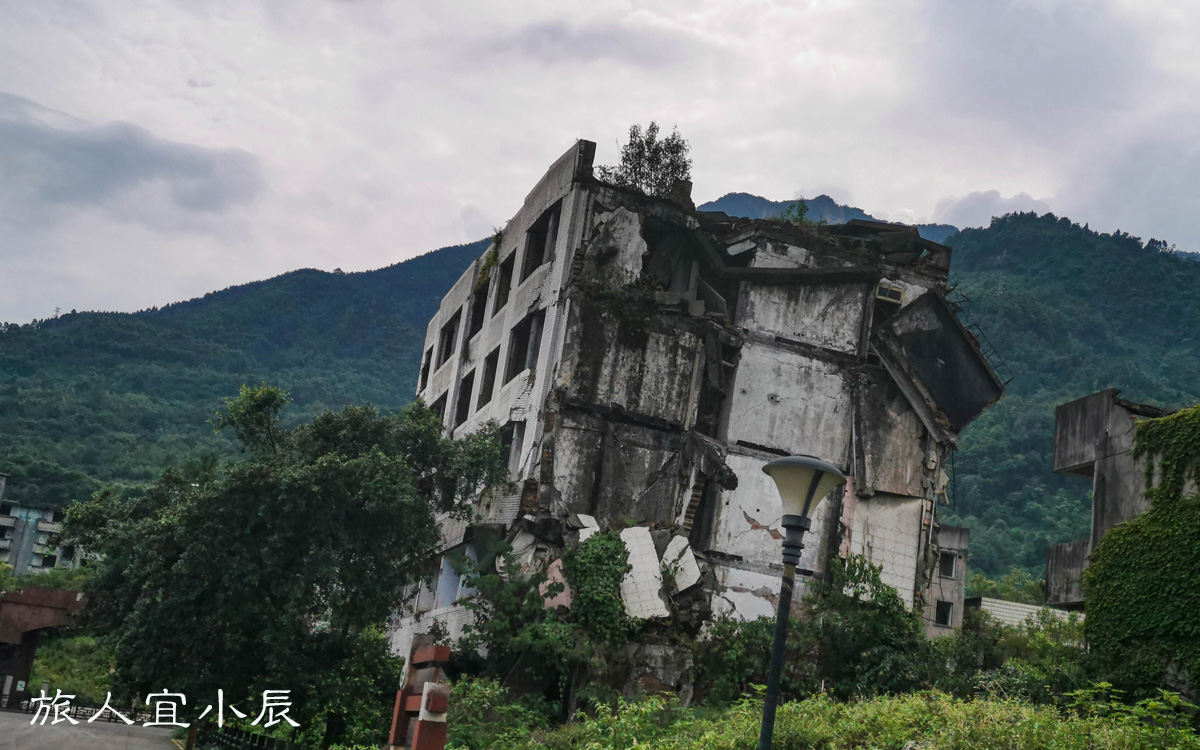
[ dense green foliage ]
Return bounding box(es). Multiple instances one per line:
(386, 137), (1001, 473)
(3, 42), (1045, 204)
(0, 241), (486, 508)
(449, 691), (1200, 750)
(595, 122), (692, 198)
(28, 633), (114, 704)
(560, 533), (636, 644)
(1086, 405), (1200, 697)
(62, 387), (508, 747)
(943, 214), (1200, 573)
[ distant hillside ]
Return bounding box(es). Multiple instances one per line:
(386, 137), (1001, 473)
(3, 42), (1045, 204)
(698, 192), (959, 244)
(945, 214), (1200, 573)
(0, 240), (487, 507)
(4, 195), (1198, 578)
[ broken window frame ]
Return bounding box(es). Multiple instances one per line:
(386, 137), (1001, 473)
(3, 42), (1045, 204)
(934, 600), (954, 627)
(491, 254), (515, 317)
(872, 282), (904, 329)
(436, 309), (462, 368)
(467, 289), (488, 340)
(520, 201), (561, 282)
(477, 347), (500, 410)
(938, 551), (957, 578)
(504, 309), (545, 384)
(430, 391), (448, 422)
(418, 347), (433, 392)
(499, 421), (526, 479)
(454, 370), (475, 428)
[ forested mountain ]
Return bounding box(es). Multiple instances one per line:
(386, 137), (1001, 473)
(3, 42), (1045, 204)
(944, 214), (1200, 573)
(0, 240), (486, 507)
(3, 193), (1197, 578)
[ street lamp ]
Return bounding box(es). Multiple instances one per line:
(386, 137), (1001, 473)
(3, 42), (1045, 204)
(757, 455), (846, 750)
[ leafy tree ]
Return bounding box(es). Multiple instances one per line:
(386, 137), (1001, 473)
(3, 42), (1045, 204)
(62, 387), (508, 747)
(596, 123), (692, 198)
(967, 567), (1046, 604)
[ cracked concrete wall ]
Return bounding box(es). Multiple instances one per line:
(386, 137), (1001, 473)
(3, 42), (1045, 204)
(736, 282), (869, 355)
(724, 343), (851, 462)
(848, 492), (924, 608)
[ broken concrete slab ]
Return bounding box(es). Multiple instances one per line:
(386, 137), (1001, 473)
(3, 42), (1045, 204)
(662, 536), (702, 593)
(619, 527), (670, 619)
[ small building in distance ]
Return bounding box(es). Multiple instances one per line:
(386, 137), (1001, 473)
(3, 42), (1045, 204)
(1046, 389), (1174, 609)
(391, 140), (1005, 663)
(0, 476), (78, 577)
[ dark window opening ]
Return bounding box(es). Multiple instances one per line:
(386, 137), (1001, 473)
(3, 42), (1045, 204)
(0, 503), (11, 516)
(436, 310), (462, 368)
(430, 392), (448, 421)
(492, 255), (515, 316)
(477, 347), (500, 409)
(521, 202), (561, 281)
(468, 291), (488, 339)
(938, 551), (957, 578)
(419, 347), (433, 391)
(872, 283), (903, 328)
(454, 370), (475, 427)
(935, 600), (954, 627)
(504, 310), (545, 383)
(499, 421), (527, 478)
(42, 555), (58, 568)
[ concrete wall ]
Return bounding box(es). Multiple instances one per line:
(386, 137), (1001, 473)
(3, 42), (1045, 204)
(1045, 537), (1089, 609)
(924, 525), (968, 636)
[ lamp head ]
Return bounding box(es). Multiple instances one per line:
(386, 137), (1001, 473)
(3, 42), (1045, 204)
(762, 455), (846, 528)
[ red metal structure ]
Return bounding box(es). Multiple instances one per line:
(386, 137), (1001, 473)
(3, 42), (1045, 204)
(387, 638), (451, 750)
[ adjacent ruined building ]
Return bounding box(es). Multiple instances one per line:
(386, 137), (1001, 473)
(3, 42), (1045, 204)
(390, 140), (1004, 662)
(1046, 389), (1174, 609)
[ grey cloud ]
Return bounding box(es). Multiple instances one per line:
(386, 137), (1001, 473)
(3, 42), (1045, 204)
(934, 189), (1051, 228)
(917, 1), (1155, 141)
(1061, 137), (1200, 252)
(0, 92), (262, 232)
(485, 20), (697, 68)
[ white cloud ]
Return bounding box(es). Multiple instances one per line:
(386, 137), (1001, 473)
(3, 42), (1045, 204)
(2, 0), (1200, 321)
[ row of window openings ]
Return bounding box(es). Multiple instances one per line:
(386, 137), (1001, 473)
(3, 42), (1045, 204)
(421, 202), (561, 384)
(428, 310), (545, 428)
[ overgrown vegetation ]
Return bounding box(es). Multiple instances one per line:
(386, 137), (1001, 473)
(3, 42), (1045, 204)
(595, 122), (692, 199)
(448, 690), (1200, 749)
(1086, 404), (1200, 698)
(62, 385), (508, 748)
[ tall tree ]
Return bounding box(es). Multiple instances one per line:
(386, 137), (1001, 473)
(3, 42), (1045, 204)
(596, 122), (692, 198)
(63, 385), (508, 746)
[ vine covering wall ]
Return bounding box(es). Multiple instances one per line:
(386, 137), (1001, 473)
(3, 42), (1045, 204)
(1085, 404), (1200, 695)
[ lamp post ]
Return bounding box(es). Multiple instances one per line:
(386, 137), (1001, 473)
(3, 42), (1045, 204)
(757, 455), (846, 750)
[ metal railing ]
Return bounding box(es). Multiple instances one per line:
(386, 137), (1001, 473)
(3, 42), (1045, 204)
(198, 726), (312, 750)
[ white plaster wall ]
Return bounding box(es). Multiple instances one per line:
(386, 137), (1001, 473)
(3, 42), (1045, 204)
(709, 452), (836, 573)
(709, 564), (819, 622)
(848, 493), (923, 607)
(738, 282), (868, 355)
(724, 343), (852, 461)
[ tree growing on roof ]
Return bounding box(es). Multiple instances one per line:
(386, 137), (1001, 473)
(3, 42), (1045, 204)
(596, 122), (692, 199)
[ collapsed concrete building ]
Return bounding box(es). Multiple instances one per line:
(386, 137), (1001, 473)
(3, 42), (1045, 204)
(390, 140), (1005, 663)
(1046, 389), (1174, 609)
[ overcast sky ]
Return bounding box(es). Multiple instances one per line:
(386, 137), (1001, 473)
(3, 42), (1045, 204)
(2, 0), (1198, 323)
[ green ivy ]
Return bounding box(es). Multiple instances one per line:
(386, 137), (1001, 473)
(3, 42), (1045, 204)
(1086, 404), (1200, 697)
(561, 532), (637, 644)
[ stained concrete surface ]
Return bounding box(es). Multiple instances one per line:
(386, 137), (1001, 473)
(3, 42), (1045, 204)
(0, 709), (175, 750)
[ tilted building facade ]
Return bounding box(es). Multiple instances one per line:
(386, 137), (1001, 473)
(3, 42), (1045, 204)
(390, 141), (1004, 660)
